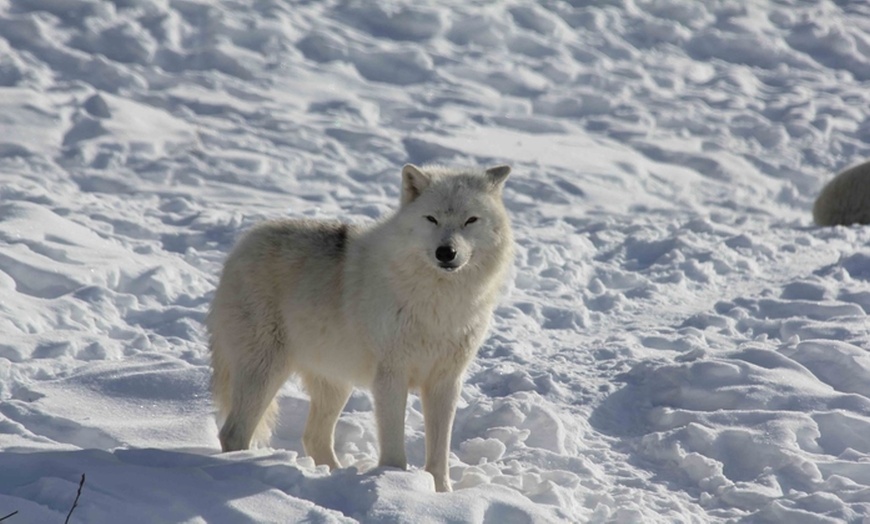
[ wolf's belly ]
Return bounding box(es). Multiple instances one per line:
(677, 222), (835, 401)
(282, 312), (375, 386)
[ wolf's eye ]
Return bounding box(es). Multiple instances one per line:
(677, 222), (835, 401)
(425, 215), (438, 225)
(464, 216), (479, 226)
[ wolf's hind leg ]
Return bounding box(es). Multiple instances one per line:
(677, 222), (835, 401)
(301, 374), (352, 468)
(219, 343), (292, 452)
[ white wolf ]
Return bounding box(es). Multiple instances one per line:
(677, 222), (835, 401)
(208, 163), (514, 492)
(814, 160), (870, 226)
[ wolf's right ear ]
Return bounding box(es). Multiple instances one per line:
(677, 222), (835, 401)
(402, 164), (432, 206)
(485, 165), (511, 189)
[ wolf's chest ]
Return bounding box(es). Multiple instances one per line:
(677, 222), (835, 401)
(393, 293), (487, 349)
(392, 303), (485, 380)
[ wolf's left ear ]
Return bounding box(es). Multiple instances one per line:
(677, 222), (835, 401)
(402, 164), (432, 206)
(485, 165), (511, 190)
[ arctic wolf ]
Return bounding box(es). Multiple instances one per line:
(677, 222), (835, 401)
(208, 163), (514, 492)
(814, 160), (870, 226)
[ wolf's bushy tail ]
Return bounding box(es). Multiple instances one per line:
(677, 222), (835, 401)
(210, 338), (279, 448)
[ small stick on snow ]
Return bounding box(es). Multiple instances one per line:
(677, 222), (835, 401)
(0, 511), (18, 522)
(64, 474), (86, 524)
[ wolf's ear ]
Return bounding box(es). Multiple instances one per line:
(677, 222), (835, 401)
(402, 164), (432, 206)
(485, 165), (511, 190)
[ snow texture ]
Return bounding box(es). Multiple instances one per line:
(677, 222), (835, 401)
(2, 0), (870, 522)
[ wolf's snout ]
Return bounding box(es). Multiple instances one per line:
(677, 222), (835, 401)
(435, 245), (457, 263)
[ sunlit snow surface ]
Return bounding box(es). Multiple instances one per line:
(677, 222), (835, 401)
(2, 1), (870, 522)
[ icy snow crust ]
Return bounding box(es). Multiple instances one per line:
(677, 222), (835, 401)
(2, 0), (870, 522)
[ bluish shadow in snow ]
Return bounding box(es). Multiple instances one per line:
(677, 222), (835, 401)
(0, 448), (559, 523)
(0, 449), (429, 523)
(0, 449), (326, 524)
(587, 371), (651, 439)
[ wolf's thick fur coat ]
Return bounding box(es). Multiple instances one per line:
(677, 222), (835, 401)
(208, 164), (514, 492)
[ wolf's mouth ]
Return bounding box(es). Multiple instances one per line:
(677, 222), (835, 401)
(438, 263), (459, 272)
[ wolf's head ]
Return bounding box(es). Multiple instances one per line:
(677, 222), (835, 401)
(395, 163), (512, 275)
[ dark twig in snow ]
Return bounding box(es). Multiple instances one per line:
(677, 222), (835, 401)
(64, 474), (86, 524)
(0, 511), (18, 522)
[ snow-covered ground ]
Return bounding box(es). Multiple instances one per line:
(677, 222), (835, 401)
(2, 0), (870, 522)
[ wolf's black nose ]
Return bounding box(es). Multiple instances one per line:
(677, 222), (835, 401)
(435, 245), (457, 263)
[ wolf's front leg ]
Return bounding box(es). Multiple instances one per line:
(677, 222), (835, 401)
(373, 364), (409, 469)
(421, 374), (462, 492)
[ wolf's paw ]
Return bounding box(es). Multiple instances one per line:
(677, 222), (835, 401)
(432, 476), (452, 493)
(425, 466), (452, 492)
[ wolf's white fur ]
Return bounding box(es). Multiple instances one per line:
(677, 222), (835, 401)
(814, 160), (870, 226)
(208, 163), (514, 492)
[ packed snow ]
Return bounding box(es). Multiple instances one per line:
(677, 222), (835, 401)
(2, 0), (870, 522)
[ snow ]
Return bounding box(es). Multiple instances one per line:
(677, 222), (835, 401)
(2, 0), (870, 522)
